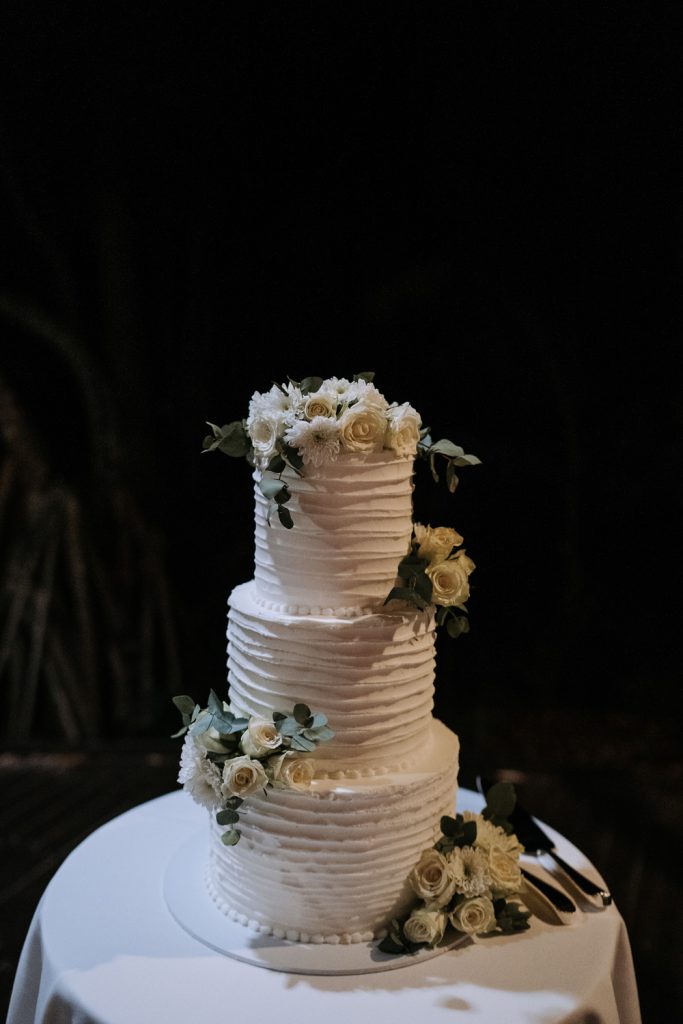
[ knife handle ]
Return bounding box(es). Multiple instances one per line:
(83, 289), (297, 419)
(547, 850), (612, 905)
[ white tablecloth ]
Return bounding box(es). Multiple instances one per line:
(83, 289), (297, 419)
(7, 789), (641, 1024)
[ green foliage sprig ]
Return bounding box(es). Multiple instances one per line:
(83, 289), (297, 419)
(416, 429), (481, 493)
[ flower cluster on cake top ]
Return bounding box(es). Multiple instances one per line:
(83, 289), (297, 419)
(203, 372), (480, 529)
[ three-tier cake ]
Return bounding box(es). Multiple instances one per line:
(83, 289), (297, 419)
(174, 374), (478, 944)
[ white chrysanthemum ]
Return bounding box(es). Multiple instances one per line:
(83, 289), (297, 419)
(448, 845), (492, 897)
(323, 376), (354, 399)
(177, 734), (222, 810)
(284, 416), (341, 466)
(463, 811), (524, 859)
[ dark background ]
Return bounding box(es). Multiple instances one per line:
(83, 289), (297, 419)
(1, 3), (681, 1020)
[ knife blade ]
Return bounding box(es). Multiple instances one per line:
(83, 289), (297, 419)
(477, 775), (612, 907)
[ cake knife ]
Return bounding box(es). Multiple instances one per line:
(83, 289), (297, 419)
(477, 775), (612, 907)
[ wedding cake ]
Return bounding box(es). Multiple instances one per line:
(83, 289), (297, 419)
(173, 374), (484, 946)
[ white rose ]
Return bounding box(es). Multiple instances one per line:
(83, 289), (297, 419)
(247, 413), (279, 464)
(266, 752), (315, 790)
(303, 389), (338, 420)
(426, 551), (475, 607)
(221, 755), (268, 798)
(240, 717), (283, 758)
(449, 896), (496, 936)
(408, 849), (456, 906)
(403, 907), (447, 946)
(338, 404), (387, 453)
(486, 847), (523, 896)
(384, 402), (422, 456)
(413, 523), (464, 564)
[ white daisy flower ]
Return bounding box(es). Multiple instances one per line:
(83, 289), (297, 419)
(448, 845), (492, 898)
(284, 415), (341, 466)
(178, 734), (222, 810)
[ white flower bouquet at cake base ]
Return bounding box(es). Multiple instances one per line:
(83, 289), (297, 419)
(379, 782), (532, 955)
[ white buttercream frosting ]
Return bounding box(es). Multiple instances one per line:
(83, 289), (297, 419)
(227, 581), (437, 773)
(253, 450), (415, 611)
(207, 721), (459, 942)
(207, 431), (462, 943)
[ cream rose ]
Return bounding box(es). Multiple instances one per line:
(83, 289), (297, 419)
(403, 907), (447, 946)
(247, 413), (279, 464)
(486, 847), (523, 896)
(221, 755), (268, 798)
(450, 896), (496, 936)
(384, 402), (422, 456)
(240, 717), (283, 758)
(408, 849), (456, 906)
(413, 523), (464, 564)
(265, 752), (315, 790)
(426, 552), (475, 607)
(303, 390), (337, 420)
(338, 404), (387, 453)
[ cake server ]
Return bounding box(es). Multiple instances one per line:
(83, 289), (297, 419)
(477, 775), (612, 907)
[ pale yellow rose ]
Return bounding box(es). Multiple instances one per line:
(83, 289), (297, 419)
(265, 752), (315, 790)
(303, 390), (338, 420)
(384, 402), (422, 456)
(413, 523), (464, 564)
(426, 551), (475, 607)
(449, 895), (496, 935)
(240, 717), (283, 758)
(221, 755), (268, 798)
(408, 849), (456, 906)
(486, 847), (523, 896)
(338, 404), (387, 453)
(403, 907), (447, 946)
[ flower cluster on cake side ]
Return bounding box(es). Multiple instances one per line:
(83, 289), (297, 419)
(379, 782), (531, 953)
(172, 693), (333, 845)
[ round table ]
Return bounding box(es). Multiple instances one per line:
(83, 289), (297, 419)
(7, 789), (641, 1024)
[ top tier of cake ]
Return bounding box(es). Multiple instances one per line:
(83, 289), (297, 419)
(252, 451), (414, 613)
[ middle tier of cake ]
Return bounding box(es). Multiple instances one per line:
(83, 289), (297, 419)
(227, 580), (437, 777)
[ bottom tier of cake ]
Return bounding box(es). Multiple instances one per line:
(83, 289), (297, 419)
(206, 719), (459, 943)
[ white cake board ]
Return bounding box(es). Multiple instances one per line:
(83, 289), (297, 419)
(163, 828), (467, 975)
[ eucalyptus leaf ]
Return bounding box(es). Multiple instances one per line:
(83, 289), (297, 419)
(170, 725), (188, 738)
(426, 439), (465, 459)
(289, 734), (316, 752)
(172, 695), (196, 717)
(353, 370), (375, 384)
(220, 829), (241, 846)
(483, 781), (517, 820)
(277, 505), (294, 529)
(216, 808), (240, 825)
(259, 477), (288, 501)
(300, 376), (324, 394)
(293, 703), (311, 724)
(207, 690), (223, 714)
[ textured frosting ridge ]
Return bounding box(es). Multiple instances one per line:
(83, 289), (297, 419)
(253, 450), (414, 611)
(228, 581), (437, 773)
(207, 721), (459, 943)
